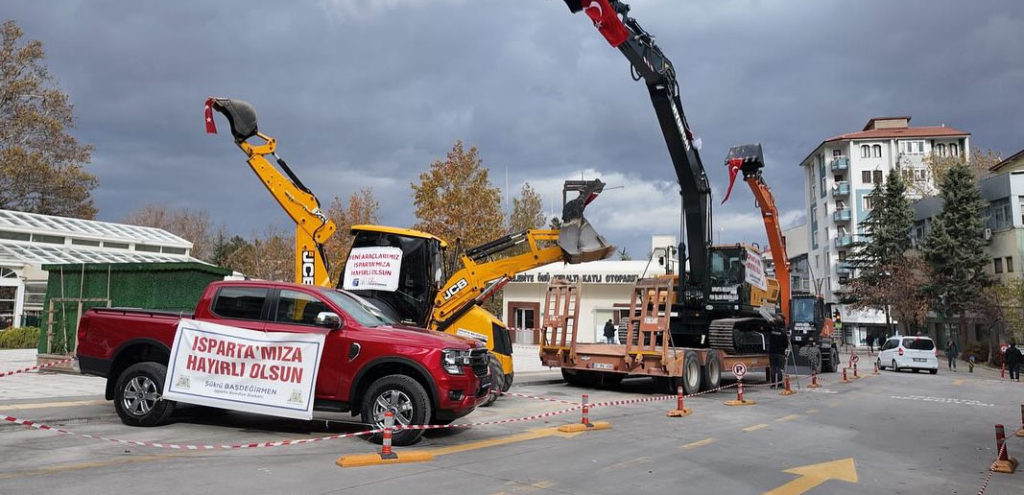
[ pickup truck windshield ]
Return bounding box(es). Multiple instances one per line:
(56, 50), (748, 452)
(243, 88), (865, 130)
(338, 290), (399, 326)
(319, 289), (387, 328)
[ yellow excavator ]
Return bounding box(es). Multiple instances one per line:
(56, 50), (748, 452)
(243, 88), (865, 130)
(207, 98), (615, 405)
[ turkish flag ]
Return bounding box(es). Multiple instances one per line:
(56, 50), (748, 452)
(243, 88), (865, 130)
(204, 98), (218, 134)
(581, 0), (630, 48)
(722, 158), (742, 204)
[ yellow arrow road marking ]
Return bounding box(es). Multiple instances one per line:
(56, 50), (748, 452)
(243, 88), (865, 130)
(743, 424), (769, 432)
(762, 458), (858, 495)
(952, 379), (965, 385)
(776, 415), (800, 423)
(680, 437), (717, 450)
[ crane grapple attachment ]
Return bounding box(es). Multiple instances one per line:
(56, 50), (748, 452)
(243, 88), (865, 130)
(558, 179), (615, 264)
(208, 97), (259, 143)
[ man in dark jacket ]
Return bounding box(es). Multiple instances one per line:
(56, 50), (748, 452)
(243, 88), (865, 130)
(603, 319), (616, 344)
(768, 326), (789, 388)
(1006, 341), (1022, 382)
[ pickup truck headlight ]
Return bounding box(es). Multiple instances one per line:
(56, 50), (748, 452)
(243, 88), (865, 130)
(442, 349), (472, 375)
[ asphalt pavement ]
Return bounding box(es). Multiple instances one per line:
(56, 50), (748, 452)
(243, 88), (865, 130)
(1, 349), (1022, 495)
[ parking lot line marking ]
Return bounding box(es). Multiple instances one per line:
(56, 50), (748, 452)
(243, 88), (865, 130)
(952, 379), (965, 385)
(0, 399), (107, 411)
(776, 415), (801, 423)
(427, 427), (577, 457)
(0, 454), (182, 480)
(805, 409), (820, 414)
(743, 424), (769, 432)
(492, 480), (555, 494)
(602, 456), (651, 471)
(680, 438), (717, 450)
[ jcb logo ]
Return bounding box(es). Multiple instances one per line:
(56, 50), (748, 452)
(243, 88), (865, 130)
(301, 251), (315, 285)
(443, 278), (469, 300)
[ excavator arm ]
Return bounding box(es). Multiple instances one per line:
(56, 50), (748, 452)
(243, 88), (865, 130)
(723, 144), (791, 324)
(206, 98), (336, 287)
(563, 0), (713, 299)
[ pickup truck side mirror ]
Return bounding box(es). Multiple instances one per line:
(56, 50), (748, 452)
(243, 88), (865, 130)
(315, 312), (343, 330)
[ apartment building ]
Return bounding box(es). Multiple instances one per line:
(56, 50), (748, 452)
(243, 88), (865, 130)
(800, 116), (970, 344)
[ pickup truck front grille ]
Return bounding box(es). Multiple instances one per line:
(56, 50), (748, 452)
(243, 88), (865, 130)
(470, 348), (489, 377)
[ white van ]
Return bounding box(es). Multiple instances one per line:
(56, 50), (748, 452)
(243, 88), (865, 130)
(877, 336), (939, 374)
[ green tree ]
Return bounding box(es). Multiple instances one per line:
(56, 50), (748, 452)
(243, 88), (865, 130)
(0, 20), (96, 218)
(211, 234), (250, 268)
(549, 216), (563, 230)
(617, 247), (631, 261)
(325, 188), (381, 285)
(411, 140), (504, 256)
(508, 182), (545, 233)
(848, 170), (915, 330)
(922, 161), (990, 345)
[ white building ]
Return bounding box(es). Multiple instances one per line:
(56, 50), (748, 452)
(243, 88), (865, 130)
(799, 116), (970, 344)
(503, 235), (675, 344)
(0, 209), (197, 328)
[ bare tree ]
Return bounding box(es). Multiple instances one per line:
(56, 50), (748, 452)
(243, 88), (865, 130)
(122, 204), (222, 261)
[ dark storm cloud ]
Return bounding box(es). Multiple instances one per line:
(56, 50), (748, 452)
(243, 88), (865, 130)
(5, 0), (1023, 256)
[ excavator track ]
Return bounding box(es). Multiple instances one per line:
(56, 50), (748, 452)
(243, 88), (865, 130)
(708, 318), (771, 355)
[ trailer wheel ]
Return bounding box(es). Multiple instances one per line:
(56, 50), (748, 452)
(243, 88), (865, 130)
(682, 350), (701, 395)
(701, 350), (721, 392)
(826, 349), (839, 373)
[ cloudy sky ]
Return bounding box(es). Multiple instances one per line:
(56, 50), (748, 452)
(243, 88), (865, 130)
(7, 0), (1023, 258)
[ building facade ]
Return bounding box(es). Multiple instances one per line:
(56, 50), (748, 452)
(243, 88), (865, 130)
(799, 117), (970, 344)
(502, 236), (675, 344)
(0, 209), (197, 328)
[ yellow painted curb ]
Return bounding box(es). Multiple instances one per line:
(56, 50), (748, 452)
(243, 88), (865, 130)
(724, 399), (756, 406)
(557, 421), (612, 433)
(780, 389), (796, 396)
(666, 408), (693, 417)
(807, 383), (821, 389)
(991, 457), (1017, 474)
(1015, 428), (1024, 438)
(336, 450), (434, 468)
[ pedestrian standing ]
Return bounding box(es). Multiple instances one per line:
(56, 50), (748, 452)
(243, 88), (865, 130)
(603, 319), (616, 344)
(867, 334), (874, 354)
(945, 338), (959, 372)
(768, 326), (788, 388)
(1005, 341), (1022, 382)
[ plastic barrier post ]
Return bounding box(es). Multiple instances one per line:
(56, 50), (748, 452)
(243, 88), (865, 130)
(992, 424), (1018, 473)
(725, 379), (755, 406)
(853, 362), (859, 379)
(780, 374), (795, 396)
(808, 370), (820, 389)
(379, 411), (398, 460)
(1016, 405), (1024, 438)
(558, 394), (611, 432)
(873, 362), (880, 375)
(1001, 362), (1006, 379)
(668, 385), (692, 417)
(841, 367), (851, 384)
(336, 409), (434, 467)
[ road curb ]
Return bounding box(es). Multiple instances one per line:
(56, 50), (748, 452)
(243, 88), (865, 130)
(0, 413), (119, 432)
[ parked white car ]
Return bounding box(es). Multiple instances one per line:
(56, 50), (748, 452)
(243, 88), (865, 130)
(877, 336), (939, 374)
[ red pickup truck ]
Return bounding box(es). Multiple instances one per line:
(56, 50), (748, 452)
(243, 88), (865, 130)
(76, 280), (490, 445)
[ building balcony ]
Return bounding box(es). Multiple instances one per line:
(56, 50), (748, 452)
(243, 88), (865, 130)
(833, 209), (851, 222)
(832, 182), (850, 197)
(836, 261), (855, 275)
(834, 235), (854, 248)
(830, 157), (850, 172)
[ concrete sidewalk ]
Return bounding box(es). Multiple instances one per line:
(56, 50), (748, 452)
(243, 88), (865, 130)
(0, 349), (105, 401)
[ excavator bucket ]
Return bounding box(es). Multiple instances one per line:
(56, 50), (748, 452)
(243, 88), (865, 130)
(558, 179), (616, 264)
(207, 97), (260, 143)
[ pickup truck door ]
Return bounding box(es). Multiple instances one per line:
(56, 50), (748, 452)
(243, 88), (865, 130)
(263, 288), (351, 400)
(207, 285), (268, 332)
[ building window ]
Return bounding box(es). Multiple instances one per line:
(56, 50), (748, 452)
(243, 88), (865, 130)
(819, 158), (826, 198)
(873, 170), (883, 184)
(984, 198), (1012, 231)
(936, 143), (947, 157)
(815, 255), (820, 269)
(861, 145), (870, 158)
(1008, 257), (1015, 273)
(31, 234), (65, 245)
(838, 251), (847, 261)
(162, 247), (187, 255)
(103, 242), (129, 250)
(810, 183), (815, 201)
(0, 231), (31, 242)
(950, 143), (959, 156)
(862, 171), (872, 184)
(901, 140), (926, 154)
(994, 258), (1004, 274)
(863, 195), (874, 211)
(135, 244), (161, 253)
(872, 144), (882, 158)
(71, 239), (101, 247)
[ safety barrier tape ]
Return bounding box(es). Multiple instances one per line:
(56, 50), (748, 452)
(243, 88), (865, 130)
(0, 414), (383, 449)
(501, 391), (580, 405)
(0, 358), (75, 378)
(975, 442), (1006, 495)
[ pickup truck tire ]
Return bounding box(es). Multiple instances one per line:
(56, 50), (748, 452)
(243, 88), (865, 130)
(113, 362), (175, 427)
(480, 355), (504, 407)
(361, 375), (430, 446)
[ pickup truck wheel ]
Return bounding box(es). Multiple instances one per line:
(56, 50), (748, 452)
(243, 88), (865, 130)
(361, 375), (429, 446)
(113, 362), (175, 427)
(480, 355), (505, 407)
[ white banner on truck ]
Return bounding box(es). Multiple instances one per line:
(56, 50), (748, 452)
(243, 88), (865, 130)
(743, 249), (768, 292)
(163, 319), (326, 420)
(342, 246), (404, 292)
